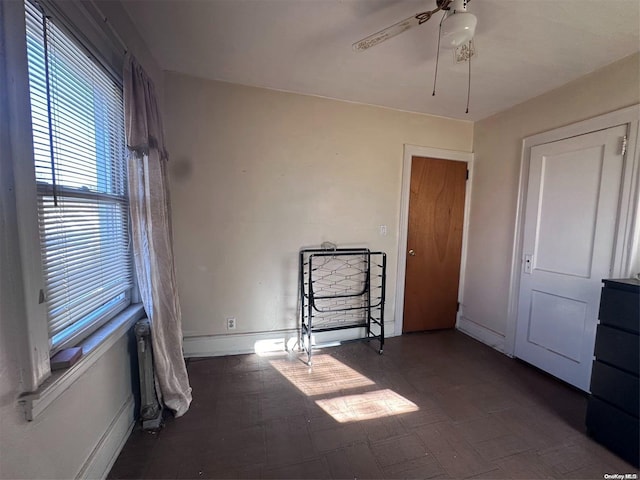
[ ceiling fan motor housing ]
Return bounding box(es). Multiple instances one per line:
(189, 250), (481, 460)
(441, 0), (477, 48)
(437, 0), (469, 11)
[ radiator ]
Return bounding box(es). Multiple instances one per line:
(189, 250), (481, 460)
(134, 318), (163, 430)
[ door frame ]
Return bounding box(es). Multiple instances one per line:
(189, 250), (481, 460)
(394, 145), (474, 336)
(505, 104), (640, 356)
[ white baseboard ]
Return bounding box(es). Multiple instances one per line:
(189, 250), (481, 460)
(184, 329), (298, 357)
(183, 322), (396, 358)
(76, 395), (136, 480)
(456, 315), (506, 353)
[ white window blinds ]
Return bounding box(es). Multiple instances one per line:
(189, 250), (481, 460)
(25, 0), (133, 353)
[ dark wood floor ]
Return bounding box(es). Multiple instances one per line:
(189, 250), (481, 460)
(109, 330), (637, 479)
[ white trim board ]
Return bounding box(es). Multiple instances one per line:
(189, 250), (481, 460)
(184, 329), (299, 357)
(457, 316), (505, 353)
(505, 104), (640, 356)
(183, 322), (397, 358)
(395, 144), (474, 336)
(76, 395), (135, 480)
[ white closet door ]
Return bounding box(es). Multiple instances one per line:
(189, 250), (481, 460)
(515, 124), (627, 391)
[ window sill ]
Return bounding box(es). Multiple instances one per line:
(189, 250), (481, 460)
(19, 304), (145, 421)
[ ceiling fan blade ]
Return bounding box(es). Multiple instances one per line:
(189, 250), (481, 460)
(352, 7), (443, 52)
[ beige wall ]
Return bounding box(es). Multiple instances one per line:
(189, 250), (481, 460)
(0, 1), (160, 478)
(0, 336), (137, 479)
(164, 72), (473, 342)
(462, 53), (640, 347)
(91, 0), (164, 102)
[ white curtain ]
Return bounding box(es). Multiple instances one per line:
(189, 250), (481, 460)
(123, 55), (192, 417)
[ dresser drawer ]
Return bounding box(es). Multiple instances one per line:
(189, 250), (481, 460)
(594, 325), (639, 375)
(586, 396), (639, 467)
(590, 360), (639, 417)
(599, 286), (640, 333)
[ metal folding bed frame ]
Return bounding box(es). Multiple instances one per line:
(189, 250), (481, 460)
(299, 247), (386, 365)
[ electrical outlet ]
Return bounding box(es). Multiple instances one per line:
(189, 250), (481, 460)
(226, 317), (236, 330)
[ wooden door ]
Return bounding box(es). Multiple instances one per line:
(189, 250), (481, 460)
(515, 125), (626, 391)
(403, 156), (467, 332)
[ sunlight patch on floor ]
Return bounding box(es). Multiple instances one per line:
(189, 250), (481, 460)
(268, 354), (375, 396)
(315, 388), (419, 423)
(268, 352), (419, 423)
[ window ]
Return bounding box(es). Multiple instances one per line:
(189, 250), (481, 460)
(24, 0), (133, 355)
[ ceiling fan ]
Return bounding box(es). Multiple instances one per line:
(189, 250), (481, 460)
(353, 0), (476, 52)
(352, 0), (477, 112)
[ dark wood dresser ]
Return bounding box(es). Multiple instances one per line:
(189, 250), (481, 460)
(586, 278), (639, 467)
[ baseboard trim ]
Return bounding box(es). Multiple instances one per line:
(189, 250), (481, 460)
(456, 315), (506, 354)
(184, 329), (298, 357)
(183, 323), (396, 358)
(76, 394), (136, 480)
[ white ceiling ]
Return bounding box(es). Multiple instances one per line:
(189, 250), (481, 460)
(122, 0), (640, 121)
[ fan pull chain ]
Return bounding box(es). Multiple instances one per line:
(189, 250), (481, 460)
(432, 11), (446, 96)
(465, 40), (471, 114)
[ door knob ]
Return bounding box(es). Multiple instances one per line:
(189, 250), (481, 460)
(408, 249), (415, 256)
